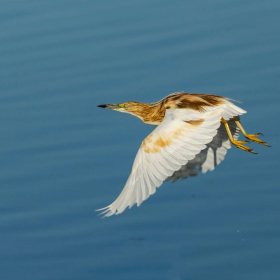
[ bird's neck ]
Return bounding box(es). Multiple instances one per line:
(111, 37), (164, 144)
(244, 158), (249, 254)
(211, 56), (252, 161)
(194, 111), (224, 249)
(139, 102), (165, 125)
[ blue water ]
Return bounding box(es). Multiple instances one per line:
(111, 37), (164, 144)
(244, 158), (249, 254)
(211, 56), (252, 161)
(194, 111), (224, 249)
(1, 1), (280, 279)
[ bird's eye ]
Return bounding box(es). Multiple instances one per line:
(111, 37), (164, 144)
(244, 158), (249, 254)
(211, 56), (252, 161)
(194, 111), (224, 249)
(119, 103), (126, 108)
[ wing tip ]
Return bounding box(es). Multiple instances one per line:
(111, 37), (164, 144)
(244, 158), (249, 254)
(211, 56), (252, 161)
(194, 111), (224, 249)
(224, 97), (242, 104)
(96, 205), (116, 218)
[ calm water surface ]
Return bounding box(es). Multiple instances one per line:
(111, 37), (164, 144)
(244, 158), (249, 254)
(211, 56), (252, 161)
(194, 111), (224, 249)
(0, 1), (280, 279)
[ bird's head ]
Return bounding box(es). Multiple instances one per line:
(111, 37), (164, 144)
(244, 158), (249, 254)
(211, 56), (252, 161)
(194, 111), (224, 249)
(98, 101), (149, 120)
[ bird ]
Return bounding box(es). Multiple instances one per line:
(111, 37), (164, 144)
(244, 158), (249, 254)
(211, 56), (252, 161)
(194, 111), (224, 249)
(96, 92), (269, 217)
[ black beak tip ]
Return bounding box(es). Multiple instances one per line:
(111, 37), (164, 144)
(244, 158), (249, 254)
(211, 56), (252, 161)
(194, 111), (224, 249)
(97, 104), (107, 108)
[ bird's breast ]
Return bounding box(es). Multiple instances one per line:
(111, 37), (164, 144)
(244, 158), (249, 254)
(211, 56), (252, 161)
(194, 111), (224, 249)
(143, 119), (162, 126)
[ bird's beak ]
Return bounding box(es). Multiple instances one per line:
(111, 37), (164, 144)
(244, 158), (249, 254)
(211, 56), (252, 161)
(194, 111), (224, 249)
(97, 104), (125, 110)
(97, 104), (119, 109)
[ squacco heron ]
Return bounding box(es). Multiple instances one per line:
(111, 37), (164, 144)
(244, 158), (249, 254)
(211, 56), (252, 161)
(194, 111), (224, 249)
(97, 92), (269, 217)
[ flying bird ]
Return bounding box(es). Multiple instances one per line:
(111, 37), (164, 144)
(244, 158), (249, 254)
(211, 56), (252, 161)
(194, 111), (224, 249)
(97, 92), (269, 217)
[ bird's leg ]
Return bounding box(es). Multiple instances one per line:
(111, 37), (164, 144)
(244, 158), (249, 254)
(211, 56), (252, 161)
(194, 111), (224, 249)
(221, 118), (255, 154)
(233, 117), (270, 147)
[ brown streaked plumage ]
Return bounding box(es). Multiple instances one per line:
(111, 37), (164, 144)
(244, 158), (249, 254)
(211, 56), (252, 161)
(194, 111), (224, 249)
(97, 92), (270, 217)
(185, 119), (205, 126)
(141, 122), (186, 154)
(98, 93), (225, 125)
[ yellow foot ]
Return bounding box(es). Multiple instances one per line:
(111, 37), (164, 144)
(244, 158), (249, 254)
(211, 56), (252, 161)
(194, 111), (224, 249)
(221, 118), (256, 154)
(233, 140), (250, 145)
(232, 117), (271, 147)
(232, 140), (256, 154)
(244, 133), (270, 147)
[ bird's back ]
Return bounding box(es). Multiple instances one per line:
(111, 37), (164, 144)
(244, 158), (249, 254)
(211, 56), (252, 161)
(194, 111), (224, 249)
(144, 93), (225, 125)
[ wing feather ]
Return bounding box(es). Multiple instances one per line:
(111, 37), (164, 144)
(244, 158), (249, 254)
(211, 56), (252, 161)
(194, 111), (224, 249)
(167, 119), (240, 180)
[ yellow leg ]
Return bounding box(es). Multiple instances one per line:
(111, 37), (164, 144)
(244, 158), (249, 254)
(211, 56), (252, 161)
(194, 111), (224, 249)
(221, 118), (256, 154)
(233, 117), (270, 147)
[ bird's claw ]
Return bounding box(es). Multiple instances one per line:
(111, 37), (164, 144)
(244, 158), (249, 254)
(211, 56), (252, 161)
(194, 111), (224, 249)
(244, 133), (270, 146)
(233, 142), (255, 154)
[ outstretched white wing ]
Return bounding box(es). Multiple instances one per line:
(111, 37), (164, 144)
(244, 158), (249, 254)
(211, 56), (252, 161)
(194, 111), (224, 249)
(97, 101), (246, 217)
